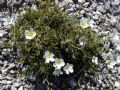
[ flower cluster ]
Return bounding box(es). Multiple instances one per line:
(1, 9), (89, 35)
(43, 51), (74, 76)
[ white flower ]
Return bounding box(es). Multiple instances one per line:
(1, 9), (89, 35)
(92, 56), (98, 64)
(80, 17), (94, 28)
(53, 69), (63, 76)
(25, 28), (36, 40)
(43, 51), (55, 63)
(115, 81), (120, 88)
(53, 58), (65, 69)
(31, 4), (38, 11)
(63, 63), (74, 74)
(3, 16), (15, 26)
(20, 10), (26, 15)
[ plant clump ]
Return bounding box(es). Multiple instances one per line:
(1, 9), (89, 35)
(10, 0), (104, 85)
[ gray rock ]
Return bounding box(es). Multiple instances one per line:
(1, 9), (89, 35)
(3, 61), (8, 67)
(13, 82), (21, 88)
(10, 70), (16, 74)
(98, 75), (104, 80)
(8, 63), (16, 69)
(118, 67), (120, 74)
(104, 1), (110, 10)
(90, 86), (96, 90)
(0, 60), (3, 65)
(0, 0), (4, 5)
(11, 85), (17, 90)
(6, 75), (13, 80)
(0, 41), (4, 49)
(101, 83), (106, 88)
(0, 80), (7, 84)
(111, 1), (120, 6)
(18, 86), (24, 90)
(91, 2), (97, 9)
(6, 80), (12, 84)
(0, 75), (4, 80)
(97, 5), (106, 13)
(118, 76), (120, 80)
(111, 77), (116, 81)
(7, 0), (23, 7)
(2, 48), (11, 56)
(83, 2), (89, 7)
(78, 0), (85, 4)
(2, 68), (9, 75)
(0, 30), (7, 37)
(111, 69), (117, 74)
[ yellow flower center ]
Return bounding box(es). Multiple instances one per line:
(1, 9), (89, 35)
(28, 32), (34, 37)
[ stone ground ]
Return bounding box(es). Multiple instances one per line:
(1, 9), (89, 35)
(0, 0), (120, 90)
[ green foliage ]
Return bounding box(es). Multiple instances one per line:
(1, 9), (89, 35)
(11, 0), (104, 82)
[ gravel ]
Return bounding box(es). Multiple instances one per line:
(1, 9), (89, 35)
(0, 0), (120, 89)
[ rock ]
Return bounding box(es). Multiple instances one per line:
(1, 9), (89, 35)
(91, 2), (97, 9)
(3, 61), (8, 67)
(115, 81), (120, 88)
(67, 79), (76, 88)
(97, 5), (106, 13)
(6, 80), (12, 84)
(18, 86), (24, 90)
(10, 70), (16, 74)
(90, 86), (96, 90)
(104, 1), (110, 11)
(11, 85), (17, 90)
(78, 0), (85, 4)
(111, 1), (120, 6)
(6, 75), (13, 80)
(13, 82), (21, 88)
(2, 48), (11, 56)
(0, 74), (4, 80)
(117, 67), (120, 74)
(0, 30), (7, 37)
(27, 75), (36, 83)
(0, 0), (4, 4)
(2, 68), (9, 75)
(83, 2), (89, 7)
(98, 75), (104, 80)
(80, 10), (85, 15)
(8, 63), (16, 69)
(0, 80), (7, 84)
(111, 77), (116, 81)
(0, 41), (4, 49)
(0, 60), (3, 66)
(101, 83), (106, 88)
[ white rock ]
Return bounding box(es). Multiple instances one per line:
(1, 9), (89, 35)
(111, 34), (119, 42)
(2, 68), (9, 75)
(11, 85), (17, 90)
(0, 75), (4, 80)
(8, 63), (16, 69)
(115, 81), (120, 88)
(116, 45), (120, 51)
(0, 30), (7, 37)
(14, 82), (21, 88)
(78, 0), (85, 4)
(6, 81), (12, 84)
(18, 86), (24, 90)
